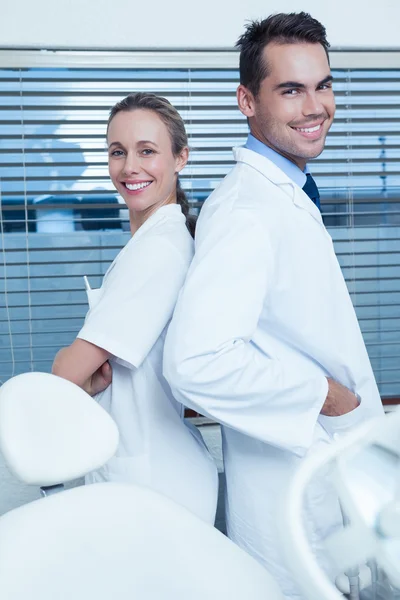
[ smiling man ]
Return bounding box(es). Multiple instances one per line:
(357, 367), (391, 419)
(164, 12), (384, 599)
(240, 42), (334, 170)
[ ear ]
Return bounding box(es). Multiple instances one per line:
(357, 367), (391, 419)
(236, 84), (256, 118)
(175, 146), (189, 173)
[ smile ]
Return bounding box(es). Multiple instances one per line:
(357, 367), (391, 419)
(124, 181), (152, 191)
(293, 124), (322, 133)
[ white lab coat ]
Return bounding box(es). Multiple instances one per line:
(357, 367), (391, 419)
(78, 204), (218, 525)
(163, 148), (384, 598)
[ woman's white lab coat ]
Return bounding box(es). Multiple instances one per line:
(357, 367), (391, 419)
(78, 204), (218, 524)
(163, 148), (384, 598)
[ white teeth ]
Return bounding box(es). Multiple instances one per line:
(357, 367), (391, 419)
(296, 124), (321, 133)
(125, 181), (151, 191)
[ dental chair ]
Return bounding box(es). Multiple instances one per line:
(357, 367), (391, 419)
(281, 406), (400, 600)
(0, 372), (284, 600)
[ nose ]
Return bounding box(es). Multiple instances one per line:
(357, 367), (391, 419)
(302, 91), (324, 117)
(122, 152), (140, 176)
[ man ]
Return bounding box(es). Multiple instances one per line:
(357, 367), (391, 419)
(163, 12), (384, 599)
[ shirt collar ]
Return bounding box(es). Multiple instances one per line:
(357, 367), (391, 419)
(244, 134), (308, 188)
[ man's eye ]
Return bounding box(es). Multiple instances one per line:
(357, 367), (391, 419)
(283, 89), (298, 96)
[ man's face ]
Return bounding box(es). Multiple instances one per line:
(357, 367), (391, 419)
(237, 42), (336, 170)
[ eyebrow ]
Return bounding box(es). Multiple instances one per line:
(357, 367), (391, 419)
(108, 141), (123, 149)
(274, 75), (334, 91)
(137, 139), (158, 146)
(108, 139), (158, 149)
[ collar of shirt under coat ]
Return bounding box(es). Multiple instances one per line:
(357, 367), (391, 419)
(236, 136), (323, 227)
(244, 134), (308, 188)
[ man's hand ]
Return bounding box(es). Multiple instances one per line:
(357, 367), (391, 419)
(82, 361), (112, 396)
(321, 378), (359, 417)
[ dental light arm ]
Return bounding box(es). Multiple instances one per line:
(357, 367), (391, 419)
(280, 409), (400, 600)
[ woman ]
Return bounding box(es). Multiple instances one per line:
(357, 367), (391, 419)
(52, 93), (218, 524)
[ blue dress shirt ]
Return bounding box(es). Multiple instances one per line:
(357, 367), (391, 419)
(244, 134), (308, 188)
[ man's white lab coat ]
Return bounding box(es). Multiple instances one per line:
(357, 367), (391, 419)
(164, 147), (384, 599)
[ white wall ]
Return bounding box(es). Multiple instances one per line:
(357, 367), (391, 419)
(1, 0), (399, 49)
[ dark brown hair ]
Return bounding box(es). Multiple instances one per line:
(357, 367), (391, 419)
(108, 92), (195, 237)
(236, 12), (330, 97)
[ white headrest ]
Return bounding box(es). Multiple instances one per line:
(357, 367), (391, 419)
(0, 372), (119, 486)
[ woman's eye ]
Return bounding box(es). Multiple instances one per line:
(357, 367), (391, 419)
(110, 149), (124, 157)
(141, 148), (155, 156)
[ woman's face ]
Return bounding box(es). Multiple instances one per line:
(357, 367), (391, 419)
(107, 109), (188, 221)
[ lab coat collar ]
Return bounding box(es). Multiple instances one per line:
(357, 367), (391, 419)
(103, 203), (184, 282)
(134, 203), (184, 238)
(233, 146), (324, 227)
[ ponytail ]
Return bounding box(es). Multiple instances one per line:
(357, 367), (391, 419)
(176, 178), (196, 238)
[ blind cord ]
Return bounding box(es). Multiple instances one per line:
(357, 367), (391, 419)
(0, 178), (16, 383)
(19, 69), (34, 371)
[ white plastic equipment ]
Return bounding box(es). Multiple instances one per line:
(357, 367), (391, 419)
(0, 372), (119, 485)
(0, 372), (284, 600)
(281, 408), (400, 600)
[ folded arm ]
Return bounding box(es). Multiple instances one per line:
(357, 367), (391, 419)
(52, 339), (112, 395)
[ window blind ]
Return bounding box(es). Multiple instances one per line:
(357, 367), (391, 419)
(0, 50), (399, 398)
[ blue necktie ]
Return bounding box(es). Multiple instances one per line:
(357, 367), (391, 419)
(302, 173), (321, 211)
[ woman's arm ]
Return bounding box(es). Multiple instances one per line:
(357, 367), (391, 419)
(77, 234), (192, 370)
(52, 339), (112, 395)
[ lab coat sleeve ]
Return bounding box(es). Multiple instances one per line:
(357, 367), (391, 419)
(78, 233), (190, 369)
(163, 206), (328, 456)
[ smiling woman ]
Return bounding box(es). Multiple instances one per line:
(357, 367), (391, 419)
(107, 93), (194, 235)
(107, 98), (189, 234)
(51, 92), (218, 524)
